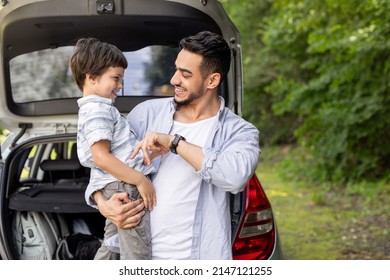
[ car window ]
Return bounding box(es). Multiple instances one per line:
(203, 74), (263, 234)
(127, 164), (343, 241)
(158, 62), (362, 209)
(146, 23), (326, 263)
(9, 45), (178, 103)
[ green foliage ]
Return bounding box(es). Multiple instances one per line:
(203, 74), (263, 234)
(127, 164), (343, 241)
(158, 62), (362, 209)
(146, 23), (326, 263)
(266, 0), (390, 182)
(144, 46), (179, 93)
(244, 87), (300, 146)
(222, 0), (299, 146)
(223, 0), (390, 182)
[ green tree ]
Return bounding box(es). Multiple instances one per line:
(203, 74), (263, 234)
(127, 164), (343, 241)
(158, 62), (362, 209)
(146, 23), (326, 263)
(223, 0), (390, 182)
(222, 0), (299, 146)
(144, 46), (178, 94)
(265, 0), (390, 181)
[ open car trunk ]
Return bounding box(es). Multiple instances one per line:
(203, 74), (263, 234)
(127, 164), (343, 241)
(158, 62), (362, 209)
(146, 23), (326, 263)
(0, 0), (249, 260)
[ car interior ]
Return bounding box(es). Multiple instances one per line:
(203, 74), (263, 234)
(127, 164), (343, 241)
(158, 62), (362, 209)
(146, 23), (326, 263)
(5, 137), (105, 241)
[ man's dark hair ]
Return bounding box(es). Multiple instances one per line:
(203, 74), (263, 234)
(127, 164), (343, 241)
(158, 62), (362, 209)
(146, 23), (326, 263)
(70, 37), (127, 91)
(179, 31), (231, 82)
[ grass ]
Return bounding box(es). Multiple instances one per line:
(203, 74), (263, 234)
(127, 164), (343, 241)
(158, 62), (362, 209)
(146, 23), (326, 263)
(257, 145), (390, 260)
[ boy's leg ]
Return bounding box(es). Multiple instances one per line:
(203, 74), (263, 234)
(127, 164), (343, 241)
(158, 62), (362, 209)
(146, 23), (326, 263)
(118, 182), (152, 260)
(94, 182), (123, 260)
(94, 218), (120, 260)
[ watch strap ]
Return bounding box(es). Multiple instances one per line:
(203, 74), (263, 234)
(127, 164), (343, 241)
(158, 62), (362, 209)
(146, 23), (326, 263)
(170, 134), (186, 154)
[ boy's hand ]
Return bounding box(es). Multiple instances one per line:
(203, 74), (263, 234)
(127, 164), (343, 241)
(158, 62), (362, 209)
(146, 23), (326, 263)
(131, 132), (172, 165)
(137, 176), (156, 211)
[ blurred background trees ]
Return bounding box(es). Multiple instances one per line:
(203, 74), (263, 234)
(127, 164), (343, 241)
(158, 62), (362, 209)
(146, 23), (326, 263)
(1, 0), (388, 184)
(222, 0), (390, 183)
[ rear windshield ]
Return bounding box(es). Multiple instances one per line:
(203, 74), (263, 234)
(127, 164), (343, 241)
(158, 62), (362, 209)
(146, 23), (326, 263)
(10, 45), (178, 103)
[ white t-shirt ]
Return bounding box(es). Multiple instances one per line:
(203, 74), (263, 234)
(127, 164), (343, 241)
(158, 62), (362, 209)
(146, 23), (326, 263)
(150, 116), (216, 259)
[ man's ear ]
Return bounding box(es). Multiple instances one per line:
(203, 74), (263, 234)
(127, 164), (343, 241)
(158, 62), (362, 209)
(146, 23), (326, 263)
(207, 73), (221, 90)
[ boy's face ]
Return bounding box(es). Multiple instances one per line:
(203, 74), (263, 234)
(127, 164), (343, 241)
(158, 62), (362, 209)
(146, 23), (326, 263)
(86, 66), (125, 102)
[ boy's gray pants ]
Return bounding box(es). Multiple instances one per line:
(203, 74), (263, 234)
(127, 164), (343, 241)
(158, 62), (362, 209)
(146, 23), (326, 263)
(94, 181), (151, 260)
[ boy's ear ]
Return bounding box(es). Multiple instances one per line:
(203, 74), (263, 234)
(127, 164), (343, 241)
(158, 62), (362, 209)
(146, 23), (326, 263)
(86, 73), (97, 84)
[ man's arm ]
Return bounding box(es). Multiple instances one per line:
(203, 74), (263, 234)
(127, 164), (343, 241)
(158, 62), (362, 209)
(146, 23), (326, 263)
(132, 122), (259, 194)
(131, 132), (204, 171)
(200, 123), (260, 193)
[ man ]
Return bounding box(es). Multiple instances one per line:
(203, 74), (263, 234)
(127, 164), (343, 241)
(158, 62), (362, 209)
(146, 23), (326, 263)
(93, 31), (260, 259)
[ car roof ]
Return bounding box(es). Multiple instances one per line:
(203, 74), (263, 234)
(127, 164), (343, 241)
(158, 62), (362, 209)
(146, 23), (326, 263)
(0, 0), (242, 132)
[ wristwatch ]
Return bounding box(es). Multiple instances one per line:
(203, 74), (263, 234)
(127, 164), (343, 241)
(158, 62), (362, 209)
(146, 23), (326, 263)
(170, 134), (186, 154)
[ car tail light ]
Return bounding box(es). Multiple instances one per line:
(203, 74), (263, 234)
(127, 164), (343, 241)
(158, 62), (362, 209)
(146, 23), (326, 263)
(232, 174), (275, 260)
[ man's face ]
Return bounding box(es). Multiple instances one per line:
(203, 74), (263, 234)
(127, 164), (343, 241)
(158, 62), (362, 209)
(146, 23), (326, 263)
(170, 49), (207, 106)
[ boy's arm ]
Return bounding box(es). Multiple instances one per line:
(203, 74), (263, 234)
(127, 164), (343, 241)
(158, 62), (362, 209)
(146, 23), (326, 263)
(91, 140), (156, 210)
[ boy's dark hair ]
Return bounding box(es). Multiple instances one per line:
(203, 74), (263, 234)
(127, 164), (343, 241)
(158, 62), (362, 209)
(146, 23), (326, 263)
(179, 31), (231, 83)
(70, 37), (127, 91)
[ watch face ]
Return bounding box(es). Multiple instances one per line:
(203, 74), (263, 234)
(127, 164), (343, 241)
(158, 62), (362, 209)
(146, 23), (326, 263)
(170, 134), (185, 154)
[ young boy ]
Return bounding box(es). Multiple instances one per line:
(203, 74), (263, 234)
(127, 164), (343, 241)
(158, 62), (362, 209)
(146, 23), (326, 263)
(70, 37), (155, 259)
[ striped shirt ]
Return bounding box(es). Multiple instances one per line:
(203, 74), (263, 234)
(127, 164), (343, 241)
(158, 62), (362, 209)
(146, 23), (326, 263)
(77, 95), (154, 208)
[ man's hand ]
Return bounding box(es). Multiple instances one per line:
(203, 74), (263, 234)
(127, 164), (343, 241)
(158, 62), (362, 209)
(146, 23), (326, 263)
(131, 132), (173, 165)
(94, 191), (145, 229)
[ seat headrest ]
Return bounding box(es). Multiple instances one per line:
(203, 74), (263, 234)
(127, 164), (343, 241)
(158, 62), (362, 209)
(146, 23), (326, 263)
(40, 159), (82, 171)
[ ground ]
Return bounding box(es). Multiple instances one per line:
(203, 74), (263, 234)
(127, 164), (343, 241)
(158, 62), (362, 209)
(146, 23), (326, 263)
(257, 146), (389, 260)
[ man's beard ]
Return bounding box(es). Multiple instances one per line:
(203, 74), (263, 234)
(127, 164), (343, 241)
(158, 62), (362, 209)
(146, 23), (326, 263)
(173, 87), (204, 106)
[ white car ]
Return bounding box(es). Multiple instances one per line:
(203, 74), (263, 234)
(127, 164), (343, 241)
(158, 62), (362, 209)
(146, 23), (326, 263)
(0, 0), (283, 260)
